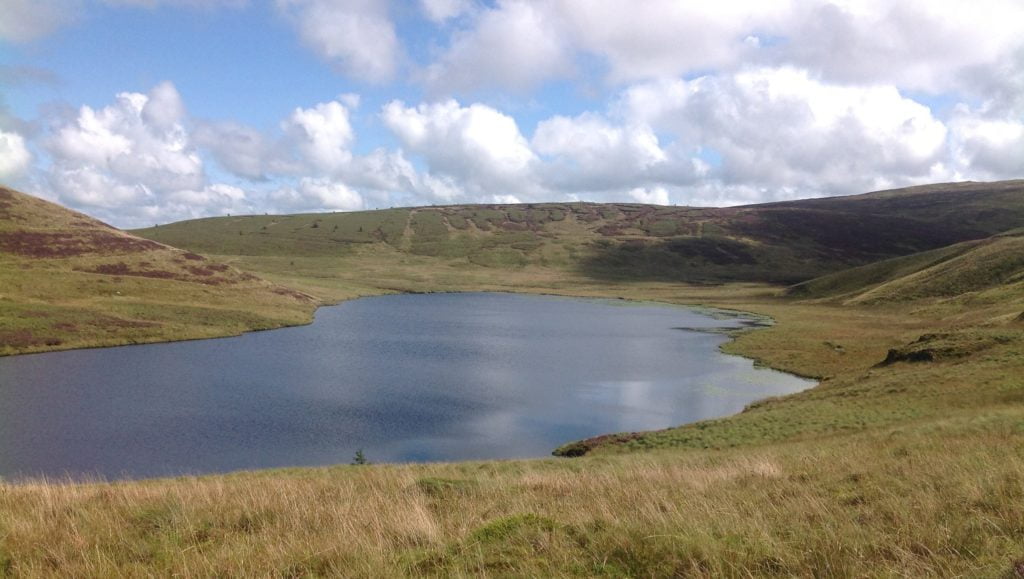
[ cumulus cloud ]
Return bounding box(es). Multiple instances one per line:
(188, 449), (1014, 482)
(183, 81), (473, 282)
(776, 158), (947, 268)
(0, 0), (248, 43)
(423, 1), (573, 94)
(553, 0), (786, 84)
(532, 112), (675, 192)
(771, 0), (1024, 93)
(269, 177), (364, 213)
(0, 130), (33, 182)
(48, 81), (205, 202)
(276, 0), (400, 83)
(35, 81), (262, 226)
(282, 100), (355, 174)
(14, 0), (1024, 227)
(949, 106), (1024, 178)
(627, 186), (670, 206)
(105, 0), (248, 7)
(617, 67), (949, 195)
(193, 121), (279, 180)
(419, 0), (472, 23)
(0, 0), (81, 43)
(414, 0), (1024, 100)
(382, 99), (537, 193)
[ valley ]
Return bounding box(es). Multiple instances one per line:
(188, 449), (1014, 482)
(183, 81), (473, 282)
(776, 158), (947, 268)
(1, 180), (1023, 576)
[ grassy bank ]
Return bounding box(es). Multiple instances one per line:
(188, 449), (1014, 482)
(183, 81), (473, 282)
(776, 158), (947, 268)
(3, 183), (1024, 575)
(2, 273), (1022, 576)
(3, 413), (1022, 576)
(0, 188), (318, 356)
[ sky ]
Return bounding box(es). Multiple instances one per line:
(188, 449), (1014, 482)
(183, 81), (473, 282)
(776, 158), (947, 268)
(1, 0), (1023, 228)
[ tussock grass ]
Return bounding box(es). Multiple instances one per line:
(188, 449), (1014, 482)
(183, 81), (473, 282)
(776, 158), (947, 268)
(2, 426), (1023, 576)
(0, 188), (316, 356)
(2, 272), (1022, 575)
(5, 182), (1024, 575)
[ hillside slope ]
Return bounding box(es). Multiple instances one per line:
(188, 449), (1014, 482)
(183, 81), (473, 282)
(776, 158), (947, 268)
(135, 180), (1024, 285)
(0, 187), (316, 355)
(788, 229), (1024, 307)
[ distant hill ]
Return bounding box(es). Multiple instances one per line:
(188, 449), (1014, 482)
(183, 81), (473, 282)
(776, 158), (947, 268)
(787, 228), (1024, 307)
(0, 187), (315, 355)
(135, 180), (1024, 284)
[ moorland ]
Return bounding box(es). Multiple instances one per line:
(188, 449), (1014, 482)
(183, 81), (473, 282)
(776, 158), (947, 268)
(0, 181), (1023, 576)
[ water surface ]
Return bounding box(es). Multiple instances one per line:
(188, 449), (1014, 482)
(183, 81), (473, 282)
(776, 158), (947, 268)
(0, 293), (814, 479)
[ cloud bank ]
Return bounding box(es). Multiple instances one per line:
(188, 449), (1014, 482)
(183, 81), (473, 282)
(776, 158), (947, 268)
(2, 0), (1023, 227)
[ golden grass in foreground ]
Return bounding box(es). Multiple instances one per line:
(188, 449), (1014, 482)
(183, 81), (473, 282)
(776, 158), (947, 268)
(5, 222), (1024, 575)
(2, 424), (1023, 577)
(2, 273), (1022, 576)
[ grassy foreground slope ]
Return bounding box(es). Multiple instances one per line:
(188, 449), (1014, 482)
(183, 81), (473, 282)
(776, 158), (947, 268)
(0, 187), (315, 355)
(1, 281), (1022, 576)
(2, 182), (1024, 575)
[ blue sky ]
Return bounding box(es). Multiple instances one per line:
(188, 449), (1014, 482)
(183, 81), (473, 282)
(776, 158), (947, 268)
(1, 0), (1023, 227)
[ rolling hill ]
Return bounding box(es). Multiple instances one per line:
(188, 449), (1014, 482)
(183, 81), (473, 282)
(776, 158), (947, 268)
(788, 228), (1024, 307)
(0, 187), (316, 355)
(134, 180), (1024, 285)
(4, 182), (1024, 575)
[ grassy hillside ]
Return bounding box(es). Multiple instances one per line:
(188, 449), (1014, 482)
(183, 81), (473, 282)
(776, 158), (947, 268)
(2, 283), (1022, 576)
(788, 229), (1024, 305)
(0, 187), (317, 355)
(3, 181), (1024, 575)
(553, 219), (1024, 457)
(134, 180), (1024, 286)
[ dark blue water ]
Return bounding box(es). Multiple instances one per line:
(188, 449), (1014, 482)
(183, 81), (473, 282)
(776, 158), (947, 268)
(0, 293), (813, 479)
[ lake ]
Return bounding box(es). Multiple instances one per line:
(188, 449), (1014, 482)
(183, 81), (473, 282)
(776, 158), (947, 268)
(0, 293), (814, 479)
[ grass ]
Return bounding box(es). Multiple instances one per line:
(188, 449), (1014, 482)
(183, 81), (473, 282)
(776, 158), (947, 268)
(2, 254), (1022, 574)
(134, 180), (1024, 285)
(0, 188), (316, 356)
(3, 181), (1024, 574)
(2, 425), (1023, 576)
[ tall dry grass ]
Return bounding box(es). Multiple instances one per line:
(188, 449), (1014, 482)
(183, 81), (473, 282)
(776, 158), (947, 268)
(3, 422), (1023, 577)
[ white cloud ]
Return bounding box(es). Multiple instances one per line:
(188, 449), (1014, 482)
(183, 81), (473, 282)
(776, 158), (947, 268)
(48, 82), (205, 199)
(0, 0), (249, 43)
(381, 99), (536, 193)
(48, 165), (149, 208)
(532, 112), (674, 191)
(554, 0), (787, 84)
(37, 82), (260, 227)
(949, 106), (1024, 178)
(194, 99), (360, 180)
(105, 0), (248, 7)
(0, 0), (81, 43)
(140, 80), (186, 130)
(618, 67), (949, 194)
(269, 177), (364, 212)
(423, 0), (573, 94)
(282, 100), (355, 174)
(412, 0), (1024, 101)
(0, 130), (32, 182)
(773, 0), (1024, 93)
(419, 0), (471, 23)
(628, 186), (670, 206)
(276, 0), (400, 83)
(490, 194), (521, 204)
(193, 121), (278, 180)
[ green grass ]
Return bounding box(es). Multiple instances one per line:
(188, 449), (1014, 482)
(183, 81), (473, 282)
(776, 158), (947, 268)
(0, 187), (316, 356)
(135, 180), (1024, 285)
(4, 181), (1024, 574)
(3, 418), (1023, 576)
(790, 230), (1024, 304)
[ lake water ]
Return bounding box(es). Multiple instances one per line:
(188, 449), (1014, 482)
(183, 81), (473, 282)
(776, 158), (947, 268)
(0, 293), (814, 480)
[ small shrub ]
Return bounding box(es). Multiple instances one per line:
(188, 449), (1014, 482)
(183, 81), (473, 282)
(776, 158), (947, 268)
(351, 449), (369, 465)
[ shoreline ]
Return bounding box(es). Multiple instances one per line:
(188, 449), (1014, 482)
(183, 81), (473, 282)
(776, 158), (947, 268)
(0, 286), (823, 482)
